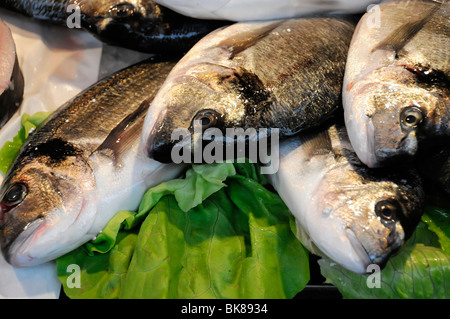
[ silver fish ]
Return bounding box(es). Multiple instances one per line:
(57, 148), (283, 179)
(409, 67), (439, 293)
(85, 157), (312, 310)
(264, 121), (425, 273)
(142, 17), (355, 163)
(0, 19), (24, 128)
(343, 0), (450, 168)
(0, 58), (185, 267)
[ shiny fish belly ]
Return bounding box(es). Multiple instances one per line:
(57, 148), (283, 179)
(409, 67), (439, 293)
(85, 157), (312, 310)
(264, 121), (424, 273)
(343, 0), (450, 168)
(0, 58), (185, 267)
(154, 0), (385, 21)
(143, 17), (355, 163)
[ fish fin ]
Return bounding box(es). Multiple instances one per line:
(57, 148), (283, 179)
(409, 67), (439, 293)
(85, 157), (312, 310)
(300, 130), (333, 160)
(371, 2), (442, 55)
(218, 21), (283, 59)
(94, 100), (149, 166)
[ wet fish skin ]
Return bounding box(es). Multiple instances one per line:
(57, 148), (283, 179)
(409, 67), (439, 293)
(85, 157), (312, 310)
(0, 58), (185, 267)
(264, 121), (425, 273)
(0, 0), (228, 53)
(153, 0), (385, 21)
(142, 17), (355, 163)
(0, 19), (24, 127)
(343, 0), (450, 168)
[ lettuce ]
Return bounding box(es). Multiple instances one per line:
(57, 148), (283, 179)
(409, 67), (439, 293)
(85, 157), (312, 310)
(0, 112), (52, 174)
(56, 162), (310, 299)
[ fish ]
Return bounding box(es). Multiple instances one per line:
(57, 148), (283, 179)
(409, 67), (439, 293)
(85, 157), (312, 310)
(142, 17), (355, 163)
(0, 57), (186, 267)
(343, 0), (450, 168)
(0, 19), (24, 128)
(153, 0), (385, 21)
(0, 0), (228, 53)
(264, 120), (425, 274)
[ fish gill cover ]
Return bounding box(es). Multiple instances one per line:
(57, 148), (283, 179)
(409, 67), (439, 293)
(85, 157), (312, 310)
(1, 112), (449, 299)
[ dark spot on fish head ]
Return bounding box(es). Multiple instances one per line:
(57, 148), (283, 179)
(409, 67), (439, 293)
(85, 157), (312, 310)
(0, 152), (95, 267)
(146, 77), (232, 163)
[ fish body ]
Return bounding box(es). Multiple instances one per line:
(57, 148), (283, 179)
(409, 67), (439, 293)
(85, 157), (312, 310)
(0, 58), (185, 267)
(343, 0), (450, 168)
(142, 18), (355, 162)
(265, 121), (424, 273)
(153, 0), (384, 21)
(0, 19), (24, 127)
(0, 0), (228, 53)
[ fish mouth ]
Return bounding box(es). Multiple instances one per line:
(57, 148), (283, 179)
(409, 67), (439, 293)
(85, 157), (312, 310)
(144, 109), (177, 163)
(345, 227), (404, 273)
(344, 229), (373, 273)
(2, 218), (46, 267)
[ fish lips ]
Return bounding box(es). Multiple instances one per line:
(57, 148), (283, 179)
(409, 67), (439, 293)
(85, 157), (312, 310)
(1, 218), (46, 267)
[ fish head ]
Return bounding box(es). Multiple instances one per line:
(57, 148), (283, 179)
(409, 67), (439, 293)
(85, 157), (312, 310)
(0, 151), (96, 267)
(69, 0), (165, 48)
(143, 72), (247, 163)
(345, 68), (447, 168)
(311, 162), (424, 273)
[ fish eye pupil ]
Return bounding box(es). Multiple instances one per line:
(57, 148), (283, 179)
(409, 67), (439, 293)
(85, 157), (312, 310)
(405, 115), (417, 124)
(109, 3), (135, 18)
(3, 183), (27, 207)
(375, 200), (399, 221)
(193, 110), (221, 129)
(200, 116), (211, 127)
(401, 106), (423, 127)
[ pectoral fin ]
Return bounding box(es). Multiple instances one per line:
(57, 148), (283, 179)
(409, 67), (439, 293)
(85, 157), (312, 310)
(218, 21), (283, 59)
(372, 2), (442, 55)
(94, 100), (149, 166)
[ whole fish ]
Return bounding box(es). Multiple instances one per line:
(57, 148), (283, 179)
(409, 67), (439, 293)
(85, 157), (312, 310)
(142, 18), (355, 163)
(0, 19), (24, 127)
(153, 0), (385, 21)
(264, 121), (425, 273)
(0, 0), (228, 53)
(0, 58), (185, 267)
(343, 0), (450, 168)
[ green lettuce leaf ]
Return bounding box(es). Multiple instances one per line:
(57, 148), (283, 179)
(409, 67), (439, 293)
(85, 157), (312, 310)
(318, 209), (450, 299)
(0, 112), (52, 174)
(57, 162), (310, 299)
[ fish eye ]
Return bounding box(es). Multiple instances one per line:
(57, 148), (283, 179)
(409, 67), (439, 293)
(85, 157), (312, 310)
(2, 183), (28, 208)
(193, 109), (222, 130)
(375, 199), (401, 221)
(108, 2), (136, 19)
(401, 106), (423, 127)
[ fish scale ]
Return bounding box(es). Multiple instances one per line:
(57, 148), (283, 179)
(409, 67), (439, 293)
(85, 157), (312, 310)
(264, 121), (424, 273)
(142, 17), (356, 163)
(0, 57), (185, 267)
(343, 0), (450, 168)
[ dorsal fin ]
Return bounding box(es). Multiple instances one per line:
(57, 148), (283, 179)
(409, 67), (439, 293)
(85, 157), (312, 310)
(218, 21), (283, 59)
(371, 1), (443, 55)
(94, 99), (150, 166)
